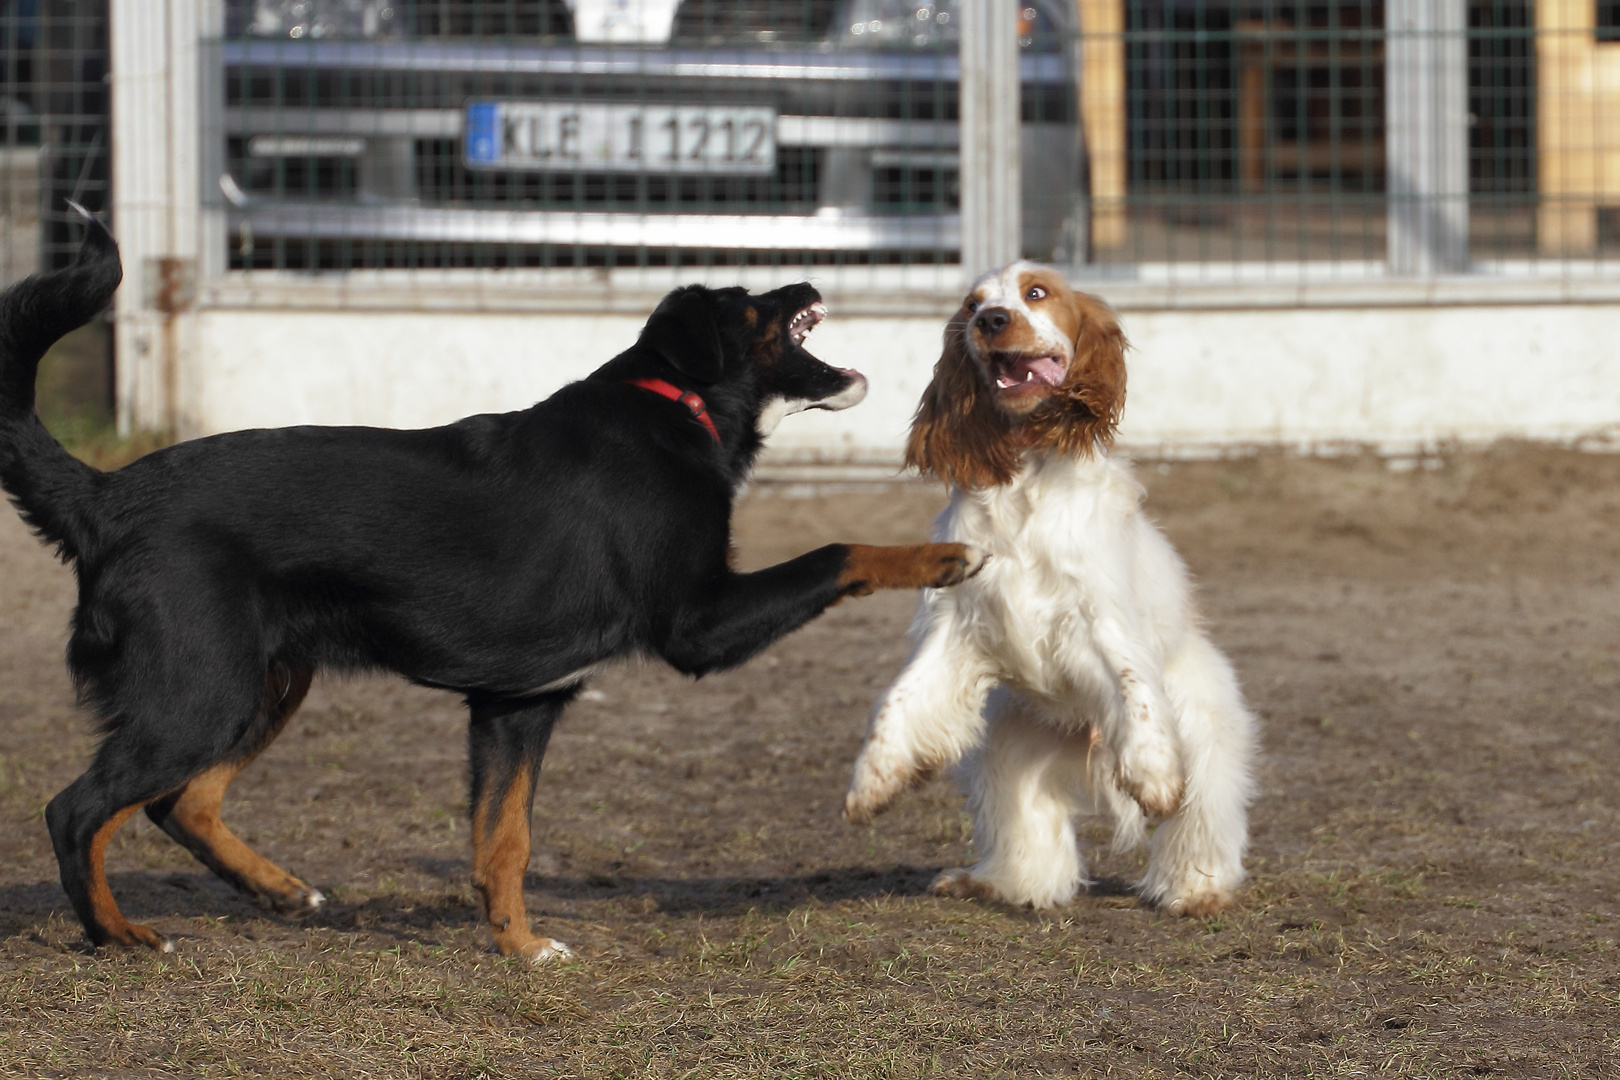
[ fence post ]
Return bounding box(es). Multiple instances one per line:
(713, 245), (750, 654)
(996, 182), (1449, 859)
(1385, 0), (1469, 275)
(109, 0), (204, 437)
(1077, 0), (1126, 250)
(959, 0), (1021, 279)
(1536, 0), (1601, 254)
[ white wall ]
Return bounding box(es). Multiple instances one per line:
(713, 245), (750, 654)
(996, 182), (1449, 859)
(186, 300), (1620, 470)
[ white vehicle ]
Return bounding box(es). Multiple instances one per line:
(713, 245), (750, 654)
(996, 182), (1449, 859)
(214, 0), (1085, 268)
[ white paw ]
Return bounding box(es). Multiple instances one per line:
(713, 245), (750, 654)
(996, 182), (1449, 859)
(1114, 726), (1184, 818)
(843, 742), (928, 823)
(526, 938), (574, 964)
(842, 783), (890, 825)
(159, 937), (175, 954)
(305, 889), (326, 911)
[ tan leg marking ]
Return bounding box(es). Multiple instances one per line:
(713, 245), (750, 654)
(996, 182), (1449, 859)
(471, 764), (571, 962)
(87, 803), (171, 952)
(168, 761), (323, 912)
(157, 665), (320, 912)
(838, 543), (988, 597)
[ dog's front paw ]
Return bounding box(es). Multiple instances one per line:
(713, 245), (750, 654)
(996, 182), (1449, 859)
(843, 762), (934, 824)
(837, 543), (988, 596)
(844, 728), (936, 823)
(1113, 723), (1184, 818)
(925, 543), (988, 588)
(1115, 763), (1183, 818)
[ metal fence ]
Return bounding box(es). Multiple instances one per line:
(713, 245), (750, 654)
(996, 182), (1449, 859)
(7, 2), (1620, 291)
(0, 0), (110, 286)
(206, 0), (1081, 284)
(1094, 0), (1539, 274)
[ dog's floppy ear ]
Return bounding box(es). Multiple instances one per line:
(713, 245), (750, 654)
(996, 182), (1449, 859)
(1022, 290), (1127, 456)
(640, 288), (725, 384)
(905, 306), (1020, 490)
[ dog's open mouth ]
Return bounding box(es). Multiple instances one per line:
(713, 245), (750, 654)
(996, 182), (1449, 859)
(990, 352), (1067, 395)
(789, 302), (827, 345)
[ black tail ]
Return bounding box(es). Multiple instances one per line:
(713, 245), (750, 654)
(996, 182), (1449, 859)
(0, 206), (122, 561)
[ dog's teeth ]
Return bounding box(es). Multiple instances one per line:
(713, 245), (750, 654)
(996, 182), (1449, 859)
(1024, 370), (1034, 383)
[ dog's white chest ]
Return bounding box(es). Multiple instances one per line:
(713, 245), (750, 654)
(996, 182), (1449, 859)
(936, 455), (1142, 707)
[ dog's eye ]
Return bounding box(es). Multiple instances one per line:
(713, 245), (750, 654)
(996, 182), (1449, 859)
(964, 299), (979, 314)
(1026, 285), (1047, 301)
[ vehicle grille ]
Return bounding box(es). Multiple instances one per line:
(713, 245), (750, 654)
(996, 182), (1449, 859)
(670, 0), (839, 46)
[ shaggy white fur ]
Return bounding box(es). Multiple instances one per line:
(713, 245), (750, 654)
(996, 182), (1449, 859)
(844, 265), (1257, 915)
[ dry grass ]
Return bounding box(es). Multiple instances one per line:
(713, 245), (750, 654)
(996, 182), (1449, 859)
(2, 439), (1619, 1077)
(34, 323), (169, 471)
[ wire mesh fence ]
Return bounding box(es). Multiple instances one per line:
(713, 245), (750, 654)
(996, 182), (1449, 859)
(3, 2), (1620, 291)
(1090, 0), (1540, 274)
(207, 0), (1082, 285)
(0, 0), (109, 285)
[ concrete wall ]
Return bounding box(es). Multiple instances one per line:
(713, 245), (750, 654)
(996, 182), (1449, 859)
(183, 293), (1620, 472)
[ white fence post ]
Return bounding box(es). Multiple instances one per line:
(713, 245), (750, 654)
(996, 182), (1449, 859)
(959, 0), (1021, 280)
(1385, 0), (1469, 275)
(109, 0), (204, 437)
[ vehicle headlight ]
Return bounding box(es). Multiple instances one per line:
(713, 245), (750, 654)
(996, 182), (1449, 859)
(249, 0), (398, 40)
(835, 0), (1060, 49)
(838, 0), (955, 48)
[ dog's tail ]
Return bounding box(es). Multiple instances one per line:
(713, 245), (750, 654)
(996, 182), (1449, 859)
(0, 203), (122, 561)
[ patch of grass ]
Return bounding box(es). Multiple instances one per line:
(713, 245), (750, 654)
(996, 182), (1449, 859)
(35, 322), (170, 471)
(3, 449), (1620, 1077)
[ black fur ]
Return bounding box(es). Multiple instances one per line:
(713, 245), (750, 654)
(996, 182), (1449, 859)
(0, 215), (971, 954)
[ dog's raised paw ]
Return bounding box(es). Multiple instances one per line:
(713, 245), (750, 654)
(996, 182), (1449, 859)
(1113, 727), (1185, 818)
(842, 788), (876, 824)
(1115, 766), (1183, 818)
(843, 766), (936, 823)
(924, 543), (988, 588)
(843, 781), (909, 824)
(838, 543), (987, 595)
(844, 735), (938, 823)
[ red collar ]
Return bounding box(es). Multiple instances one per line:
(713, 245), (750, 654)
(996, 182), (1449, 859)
(625, 377), (721, 444)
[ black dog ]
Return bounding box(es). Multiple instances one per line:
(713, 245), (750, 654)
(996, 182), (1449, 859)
(0, 215), (984, 960)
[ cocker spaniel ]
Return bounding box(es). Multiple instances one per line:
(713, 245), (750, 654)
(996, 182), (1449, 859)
(843, 263), (1257, 916)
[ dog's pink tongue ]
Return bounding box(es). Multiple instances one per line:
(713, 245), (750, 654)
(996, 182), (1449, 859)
(1010, 355), (1066, 387)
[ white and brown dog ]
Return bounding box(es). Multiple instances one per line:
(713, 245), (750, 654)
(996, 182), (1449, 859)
(843, 263), (1256, 916)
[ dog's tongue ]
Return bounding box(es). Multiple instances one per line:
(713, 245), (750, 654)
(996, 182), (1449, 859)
(999, 354), (1066, 389)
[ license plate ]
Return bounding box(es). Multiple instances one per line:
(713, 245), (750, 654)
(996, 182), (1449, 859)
(465, 101), (776, 175)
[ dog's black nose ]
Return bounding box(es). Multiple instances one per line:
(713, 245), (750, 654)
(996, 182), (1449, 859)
(974, 307), (1011, 336)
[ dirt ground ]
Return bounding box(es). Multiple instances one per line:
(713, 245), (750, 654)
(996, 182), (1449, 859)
(1, 443), (1618, 1078)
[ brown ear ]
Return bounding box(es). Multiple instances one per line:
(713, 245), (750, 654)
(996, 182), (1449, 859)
(905, 310), (1019, 489)
(1024, 292), (1127, 456)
